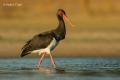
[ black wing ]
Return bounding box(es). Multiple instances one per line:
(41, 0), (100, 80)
(20, 31), (53, 57)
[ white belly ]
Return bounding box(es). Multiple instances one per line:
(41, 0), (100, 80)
(31, 38), (58, 55)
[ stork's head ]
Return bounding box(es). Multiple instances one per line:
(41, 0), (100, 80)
(57, 9), (75, 27)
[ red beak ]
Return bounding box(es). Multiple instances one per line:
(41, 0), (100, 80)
(63, 14), (75, 27)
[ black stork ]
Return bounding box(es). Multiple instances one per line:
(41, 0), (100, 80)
(20, 9), (74, 68)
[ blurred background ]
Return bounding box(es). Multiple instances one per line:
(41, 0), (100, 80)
(0, 0), (120, 57)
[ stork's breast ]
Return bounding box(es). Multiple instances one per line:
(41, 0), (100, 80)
(47, 38), (59, 51)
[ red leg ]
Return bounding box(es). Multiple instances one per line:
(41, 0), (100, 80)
(49, 53), (56, 68)
(38, 53), (45, 66)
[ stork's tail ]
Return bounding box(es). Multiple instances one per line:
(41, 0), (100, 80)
(20, 50), (31, 57)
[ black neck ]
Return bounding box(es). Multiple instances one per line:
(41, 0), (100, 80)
(52, 15), (66, 41)
(55, 16), (66, 37)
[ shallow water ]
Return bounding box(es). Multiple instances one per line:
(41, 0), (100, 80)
(0, 57), (120, 80)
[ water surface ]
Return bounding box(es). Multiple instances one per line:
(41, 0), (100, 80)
(0, 57), (120, 80)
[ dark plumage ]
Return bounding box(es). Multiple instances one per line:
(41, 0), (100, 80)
(20, 9), (67, 57)
(21, 32), (53, 57)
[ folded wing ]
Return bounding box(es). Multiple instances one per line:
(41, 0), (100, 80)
(20, 31), (53, 57)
